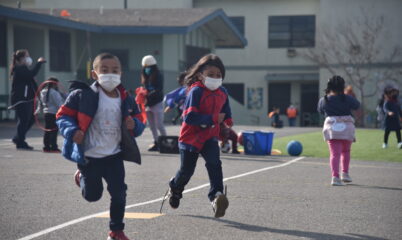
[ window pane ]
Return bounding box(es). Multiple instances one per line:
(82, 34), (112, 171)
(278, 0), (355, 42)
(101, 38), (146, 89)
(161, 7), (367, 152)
(269, 15), (315, 48)
(229, 16), (245, 36)
(49, 30), (71, 71)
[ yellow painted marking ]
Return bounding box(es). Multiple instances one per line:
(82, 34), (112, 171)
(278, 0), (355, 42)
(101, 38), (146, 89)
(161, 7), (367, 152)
(96, 212), (163, 219)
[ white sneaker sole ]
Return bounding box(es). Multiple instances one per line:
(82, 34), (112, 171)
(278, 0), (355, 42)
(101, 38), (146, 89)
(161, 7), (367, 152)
(214, 194), (229, 218)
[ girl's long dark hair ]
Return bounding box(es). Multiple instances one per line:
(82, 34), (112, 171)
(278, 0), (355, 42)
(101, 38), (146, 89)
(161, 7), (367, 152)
(141, 65), (160, 86)
(324, 75), (345, 102)
(10, 49), (28, 77)
(45, 77), (59, 103)
(184, 54), (225, 87)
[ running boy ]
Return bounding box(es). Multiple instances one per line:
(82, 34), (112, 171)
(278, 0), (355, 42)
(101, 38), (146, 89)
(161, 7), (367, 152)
(56, 53), (145, 240)
(166, 54), (232, 218)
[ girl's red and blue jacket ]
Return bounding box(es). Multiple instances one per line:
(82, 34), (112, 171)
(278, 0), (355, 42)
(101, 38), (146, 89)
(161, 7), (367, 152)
(56, 82), (145, 165)
(179, 81), (233, 152)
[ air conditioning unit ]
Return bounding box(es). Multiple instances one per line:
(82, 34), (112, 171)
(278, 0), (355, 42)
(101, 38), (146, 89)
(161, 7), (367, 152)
(287, 49), (297, 57)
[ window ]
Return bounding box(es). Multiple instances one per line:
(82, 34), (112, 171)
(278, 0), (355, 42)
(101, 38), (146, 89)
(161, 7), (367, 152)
(268, 15), (315, 48)
(0, 20), (6, 67)
(268, 83), (290, 114)
(229, 16), (245, 36)
(49, 30), (71, 71)
(222, 83), (244, 105)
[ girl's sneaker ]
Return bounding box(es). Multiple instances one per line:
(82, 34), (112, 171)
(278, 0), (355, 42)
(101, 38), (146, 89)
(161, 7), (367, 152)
(382, 143), (388, 149)
(341, 172), (352, 183)
(331, 177), (343, 186)
(211, 191), (229, 218)
(107, 230), (130, 240)
(398, 142), (402, 149)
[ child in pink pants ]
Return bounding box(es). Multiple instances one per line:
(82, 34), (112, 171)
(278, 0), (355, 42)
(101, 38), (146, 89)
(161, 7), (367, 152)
(317, 76), (360, 186)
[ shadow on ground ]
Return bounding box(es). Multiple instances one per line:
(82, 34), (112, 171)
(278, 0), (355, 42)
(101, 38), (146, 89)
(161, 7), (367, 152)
(184, 215), (388, 240)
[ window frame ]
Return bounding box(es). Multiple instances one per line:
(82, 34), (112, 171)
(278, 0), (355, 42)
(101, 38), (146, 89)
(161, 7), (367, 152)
(268, 15), (315, 48)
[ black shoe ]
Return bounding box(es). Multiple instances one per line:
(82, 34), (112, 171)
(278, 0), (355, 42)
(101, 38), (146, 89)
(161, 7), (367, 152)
(232, 149), (240, 154)
(17, 142), (33, 150)
(168, 189), (181, 209)
(148, 142), (159, 151)
(160, 184), (181, 213)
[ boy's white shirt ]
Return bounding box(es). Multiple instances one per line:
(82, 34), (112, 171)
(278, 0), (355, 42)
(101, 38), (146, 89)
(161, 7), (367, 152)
(84, 87), (122, 158)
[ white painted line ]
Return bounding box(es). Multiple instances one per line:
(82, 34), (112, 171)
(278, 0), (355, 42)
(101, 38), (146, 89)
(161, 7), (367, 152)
(17, 156), (305, 240)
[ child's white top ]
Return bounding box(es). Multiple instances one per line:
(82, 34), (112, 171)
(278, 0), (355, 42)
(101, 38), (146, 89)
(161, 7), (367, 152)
(84, 88), (122, 158)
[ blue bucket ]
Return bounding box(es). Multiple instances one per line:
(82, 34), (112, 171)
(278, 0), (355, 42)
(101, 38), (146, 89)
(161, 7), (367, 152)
(242, 131), (274, 155)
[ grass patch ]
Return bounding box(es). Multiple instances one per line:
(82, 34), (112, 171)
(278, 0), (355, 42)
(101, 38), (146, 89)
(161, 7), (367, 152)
(271, 129), (401, 162)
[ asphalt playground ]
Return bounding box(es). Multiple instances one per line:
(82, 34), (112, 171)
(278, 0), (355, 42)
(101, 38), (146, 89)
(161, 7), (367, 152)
(0, 123), (401, 240)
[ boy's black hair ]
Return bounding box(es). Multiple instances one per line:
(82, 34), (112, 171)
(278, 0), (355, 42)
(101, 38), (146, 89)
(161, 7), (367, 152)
(92, 52), (121, 70)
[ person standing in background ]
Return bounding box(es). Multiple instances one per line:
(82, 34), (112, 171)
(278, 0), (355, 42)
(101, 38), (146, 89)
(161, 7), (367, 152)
(37, 77), (65, 153)
(10, 49), (46, 150)
(141, 55), (167, 151)
(382, 88), (402, 149)
(286, 104), (297, 127)
(344, 85), (363, 126)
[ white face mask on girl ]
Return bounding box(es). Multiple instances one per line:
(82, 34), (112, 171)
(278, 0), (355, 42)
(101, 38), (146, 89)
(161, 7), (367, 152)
(25, 57), (33, 66)
(97, 73), (121, 92)
(203, 76), (222, 91)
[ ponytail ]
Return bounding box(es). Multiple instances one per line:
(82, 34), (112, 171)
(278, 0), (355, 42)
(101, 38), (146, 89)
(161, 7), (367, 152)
(10, 49), (28, 78)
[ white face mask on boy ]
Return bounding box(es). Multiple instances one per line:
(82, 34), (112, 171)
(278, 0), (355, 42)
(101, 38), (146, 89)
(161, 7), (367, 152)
(203, 76), (222, 91)
(97, 73), (121, 92)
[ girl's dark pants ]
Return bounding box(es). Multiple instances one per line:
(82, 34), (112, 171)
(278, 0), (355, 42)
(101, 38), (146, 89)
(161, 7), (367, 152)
(78, 152), (127, 231)
(384, 129), (401, 144)
(43, 113), (58, 150)
(170, 138), (223, 202)
(13, 102), (35, 145)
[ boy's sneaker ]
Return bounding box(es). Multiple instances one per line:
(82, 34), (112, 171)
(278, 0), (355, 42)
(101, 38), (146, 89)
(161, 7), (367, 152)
(148, 142), (159, 151)
(398, 142), (402, 149)
(211, 191), (229, 218)
(382, 143), (388, 149)
(341, 172), (352, 183)
(331, 177), (343, 186)
(74, 170), (81, 188)
(168, 189), (181, 209)
(107, 230), (130, 240)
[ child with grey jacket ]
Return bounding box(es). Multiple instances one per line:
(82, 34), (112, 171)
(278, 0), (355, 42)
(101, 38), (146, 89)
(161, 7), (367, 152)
(39, 77), (65, 152)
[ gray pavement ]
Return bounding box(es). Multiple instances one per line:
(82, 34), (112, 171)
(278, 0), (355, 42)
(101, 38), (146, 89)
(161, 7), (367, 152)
(0, 122), (401, 240)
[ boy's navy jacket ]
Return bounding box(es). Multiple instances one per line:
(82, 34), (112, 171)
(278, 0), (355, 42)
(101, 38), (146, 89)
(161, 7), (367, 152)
(56, 82), (145, 165)
(179, 81), (233, 152)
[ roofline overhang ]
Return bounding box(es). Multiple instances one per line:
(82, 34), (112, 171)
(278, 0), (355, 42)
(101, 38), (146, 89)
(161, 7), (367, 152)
(0, 6), (247, 47)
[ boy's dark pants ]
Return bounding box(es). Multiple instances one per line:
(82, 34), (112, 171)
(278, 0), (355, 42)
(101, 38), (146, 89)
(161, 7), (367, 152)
(78, 152), (127, 231)
(43, 113), (58, 149)
(170, 138), (223, 201)
(13, 102), (35, 145)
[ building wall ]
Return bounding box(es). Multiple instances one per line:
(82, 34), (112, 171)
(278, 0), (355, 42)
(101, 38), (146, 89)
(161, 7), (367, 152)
(194, 0), (320, 125)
